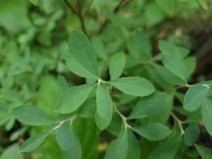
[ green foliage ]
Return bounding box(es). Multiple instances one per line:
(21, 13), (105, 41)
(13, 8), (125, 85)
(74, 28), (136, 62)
(1, 0), (212, 158)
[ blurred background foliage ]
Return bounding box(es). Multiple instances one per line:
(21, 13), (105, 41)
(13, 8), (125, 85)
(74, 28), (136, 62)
(0, 0), (212, 158)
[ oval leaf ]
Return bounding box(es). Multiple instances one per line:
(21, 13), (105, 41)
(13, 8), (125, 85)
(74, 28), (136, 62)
(20, 132), (49, 152)
(184, 85), (208, 112)
(110, 77), (155, 96)
(68, 30), (98, 78)
(58, 74), (69, 92)
(105, 129), (128, 159)
(96, 84), (113, 121)
(132, 123), (171, 141)
(184, 123), (200, 146)
(65, 53), (98, 80)
(55, 126), (74, 151)
(13, 105), (55, 126)
(127, 129), (140, 159)
(62, 127), (82, 159)
(149, 136), (181, 159)
(159, 40), (186, 82)
(201, 97), (212, 135)
(56, 84), (95, 113)
(109, 52), (126, 81)
(129, 92), (169, 119)
(195, 144), (212, 159)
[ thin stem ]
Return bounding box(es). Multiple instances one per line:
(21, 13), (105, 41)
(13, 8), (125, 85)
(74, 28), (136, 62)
(63, 0), (87, 35)
(83, 0), (93, 17)
(171, 112), (184, 134)
(98, 0), (132, 34)
(51, 115), (77, 131)
(113, 104), (131, 129)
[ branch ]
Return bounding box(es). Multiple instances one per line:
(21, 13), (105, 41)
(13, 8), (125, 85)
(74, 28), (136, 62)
(113, 104), (131, 129)
(51, 115), (78, 131)
(98, 0), (132, 34)
(83, 0), (93, 17)
(171, 112), (184, 134)
(64, 0), (87, 36)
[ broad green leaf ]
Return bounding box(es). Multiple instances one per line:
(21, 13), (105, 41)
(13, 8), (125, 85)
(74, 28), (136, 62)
(65, 54), (98, 80)
(19, 132), (49, 152)
(0, 144), (24, 159)
(149, 136), (181, 159)
(62, 127), (81, 159)
(73, 117), (99, 159)
(118, 93), (136, 106)
(177, 46), (190, 58)
(13, 105), (55, 126)
(135, 30), (152, 58)
(151, 63), (184, 86)
(55, 126), (74, 151)
(183, 112), (202, 123)
(155, 0), (175, 14)
(110, 77), (155, 96)
(126, 36), (141, 59)
(56, 84), (95, 113)
(132, 123), (171, 141)
(201, 98), (212, 134)
(195, 0), (207, 10)
(109, 52), (126, 81)
(148, 94), (173, 124)
(96, 84), (113, 125)
(184, 57), (196, 78)
(159, 40), (186, 82)
(129, 92), (169, 119)
(95, 110), (111, 130)
(78, 99), (96, 118)
(127, 129), (140, 159)
(184, 123), (200, 146)
(30, 0), (38, 5)
(91, 37), (106, 61)
(68, 30), (98, 78)
(195, 144), (212, 159)
(58, 75), (69, 92)
(106, 113), (122, 136)
(105, 129), (128, 159)
(184, 85), (208, 112)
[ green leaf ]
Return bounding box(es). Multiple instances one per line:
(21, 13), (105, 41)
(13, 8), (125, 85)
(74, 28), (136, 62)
(184, 85), (208, 112)
(159, 40), (186, 82)
(78, 99), (96, 118)
(129, 92), (169, 119)
(105, 129), (128, 159)
(184, 57), (196, 78)
(19, 132), (49, 152)
(68, 30), (98, 78)
(91, 37), (107, 61)
(184, 123), (200, 146)
(62, 127), (81, 159)
(55, 126), (74, 151)
(109, 52), (126, 81)
(127, 129), (140, 159)
(110, 77), (155, 96)
(30, 0), (38, 5)
(149, 136), (181, 159)
(132, 123), (171, 141)
(56, 84), (95, 113)
(195, 144), (212, 159)
(155, 0), (175, 14)
(65, 54), (98, 80)
(135, 31), (152, 58)
(13, 105), (55, 126)
(96, 84), (113, 126)
(95, 111), (111, 130)
(58, 75), (69, 92)
(201, 97), (212, 135)
(148, 93), (173, 124)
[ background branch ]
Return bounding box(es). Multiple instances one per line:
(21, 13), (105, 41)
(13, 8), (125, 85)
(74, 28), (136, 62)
(98, 0), (132, 34)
